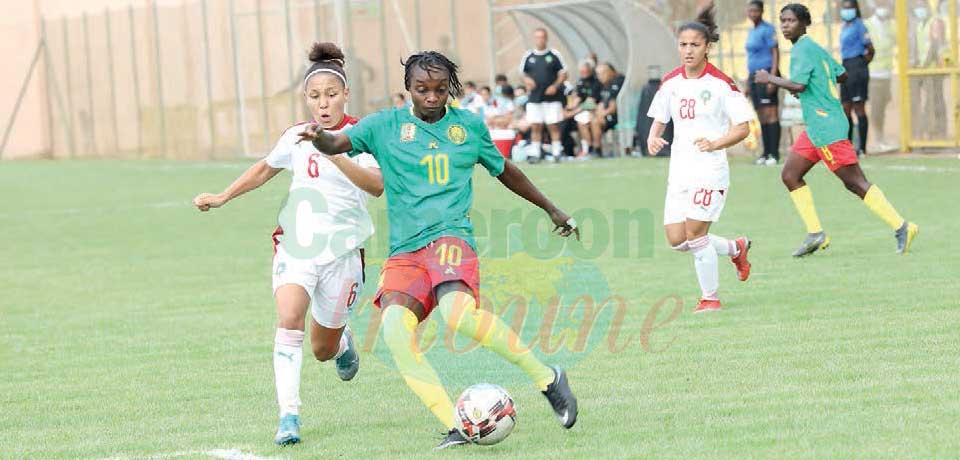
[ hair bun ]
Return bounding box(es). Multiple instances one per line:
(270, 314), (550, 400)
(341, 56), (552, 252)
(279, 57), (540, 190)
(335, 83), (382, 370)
(308, 42), (345, 66)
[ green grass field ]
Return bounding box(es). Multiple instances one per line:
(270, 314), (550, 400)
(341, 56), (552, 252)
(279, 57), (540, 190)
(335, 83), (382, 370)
(2, 155), (959, 460)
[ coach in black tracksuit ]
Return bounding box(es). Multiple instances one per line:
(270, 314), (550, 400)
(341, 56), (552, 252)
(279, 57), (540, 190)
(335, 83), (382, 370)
(520, 27), (568, 161)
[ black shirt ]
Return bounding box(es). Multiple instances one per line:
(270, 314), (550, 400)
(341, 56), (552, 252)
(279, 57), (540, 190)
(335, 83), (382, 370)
(520, 49), (567, 104)
(575, 75), (602, 107)
(599, 74), (625, 108)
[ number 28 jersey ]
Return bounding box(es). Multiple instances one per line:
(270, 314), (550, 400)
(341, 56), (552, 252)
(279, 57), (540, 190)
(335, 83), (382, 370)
(264, 115), (380, 264)
(648, 63), (755, 189)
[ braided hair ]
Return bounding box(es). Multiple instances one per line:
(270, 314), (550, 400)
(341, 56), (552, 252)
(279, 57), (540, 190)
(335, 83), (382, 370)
(781, 3), (812, 26)
(402, 51), (463, 98)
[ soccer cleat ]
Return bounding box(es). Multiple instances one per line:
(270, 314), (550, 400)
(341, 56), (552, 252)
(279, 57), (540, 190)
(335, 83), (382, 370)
(541, 366), (578, 429)
(764, 157), (778, 166)
(435, 428), (469, 450)
(730, 237), (752, 282)
(895, 221), (919, 254)
(791, 232), (830, 257)
(694, 298), (722, 313)
(335, 327), (359, 381)
(753, 156), (768, 165)
(274, 414), (301, 446)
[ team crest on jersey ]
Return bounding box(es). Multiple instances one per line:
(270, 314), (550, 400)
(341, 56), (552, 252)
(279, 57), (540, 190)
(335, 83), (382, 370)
(400, 123), (417, 142)
(447, 125), (467, 145)
(545, 55), (554, 63)
(700, 90), (712, 105)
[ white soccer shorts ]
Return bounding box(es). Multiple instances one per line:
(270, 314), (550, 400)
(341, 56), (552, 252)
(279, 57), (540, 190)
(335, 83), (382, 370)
(272, 247), (364, 329)
(663, 184), (728, 225)
(525, 101), (564, 125)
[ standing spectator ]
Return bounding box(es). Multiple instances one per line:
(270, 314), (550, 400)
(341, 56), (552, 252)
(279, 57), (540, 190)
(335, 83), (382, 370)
(520, 28), (568, 161)
(391, 92), (409, 109)
(494, 74), (509, 96)
(865, 1), (895, 149)
(909, 0), (946, 139)
(744, 0), (781, 166)
(590, 63), (624, 156)
(565, 59), (603, 156)
(839, 0), (874, 157)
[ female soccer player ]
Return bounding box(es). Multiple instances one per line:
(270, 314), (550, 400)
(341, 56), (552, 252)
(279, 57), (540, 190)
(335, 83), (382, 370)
(647, 5), (754, 314)
(744, 0), (782, 165)
(297, 51), (579, 449)
(192, 43), (383, 446)
(755, 4), (918, 257)
(838, 0), (875, 156)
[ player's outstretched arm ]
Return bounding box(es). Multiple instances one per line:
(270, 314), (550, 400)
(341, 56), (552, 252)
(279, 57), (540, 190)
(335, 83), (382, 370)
(296, 123), (354, 156)
(496, 161), (580, 240)
(193, 159), (281, 212)
(327, 155), (384, 197)
(753, 69), (806, 94)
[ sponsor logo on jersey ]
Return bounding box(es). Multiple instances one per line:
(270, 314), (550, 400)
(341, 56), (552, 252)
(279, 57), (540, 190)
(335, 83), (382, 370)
(815, 109), (828, 117)
(447, 125), (467, 145)
(428, 140), (439, 150)
(400, 123), (417, 142)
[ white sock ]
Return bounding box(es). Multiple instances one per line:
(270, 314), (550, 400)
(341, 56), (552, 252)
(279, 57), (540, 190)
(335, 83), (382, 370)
(689, 236), (719, 300)
(531, 141), (542, 156)
(671, 241), (690, 252)
(580, 139), (589, 152)
(709, 234), (738, 257)
(332, 327), (350, 360)
(551, 141), (563, 157)
(274, 328), (304, 416)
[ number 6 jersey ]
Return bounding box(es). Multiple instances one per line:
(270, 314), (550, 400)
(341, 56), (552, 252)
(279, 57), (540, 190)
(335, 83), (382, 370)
(264, 115), (380, 264)
(648, 63), (755, 189)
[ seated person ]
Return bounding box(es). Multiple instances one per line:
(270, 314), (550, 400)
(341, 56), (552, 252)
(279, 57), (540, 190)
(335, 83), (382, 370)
(486, 85), (517, 129)
(564, 59), (603, 156)
(591, 63), (625, 155)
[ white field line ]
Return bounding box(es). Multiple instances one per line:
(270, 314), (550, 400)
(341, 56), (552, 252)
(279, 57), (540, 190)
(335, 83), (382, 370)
(98, 448), (287, 460)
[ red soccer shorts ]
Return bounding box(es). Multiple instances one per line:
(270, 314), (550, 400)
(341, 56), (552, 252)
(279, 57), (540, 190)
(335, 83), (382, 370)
(373, 236), (480, 318)
(791, 130), (859, 172)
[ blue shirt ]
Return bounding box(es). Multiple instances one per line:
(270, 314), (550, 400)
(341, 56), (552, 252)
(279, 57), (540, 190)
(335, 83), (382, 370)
(840, 18), (872, 60)
(745, 20), (778, 73)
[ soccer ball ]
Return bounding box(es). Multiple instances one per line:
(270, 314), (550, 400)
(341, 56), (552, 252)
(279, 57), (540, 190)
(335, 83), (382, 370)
(454, 383), (517, 445)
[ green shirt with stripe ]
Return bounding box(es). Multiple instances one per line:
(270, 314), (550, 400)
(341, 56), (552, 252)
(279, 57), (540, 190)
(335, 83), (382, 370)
(346, 106), (506, 256)
(790, 35), (849, 147)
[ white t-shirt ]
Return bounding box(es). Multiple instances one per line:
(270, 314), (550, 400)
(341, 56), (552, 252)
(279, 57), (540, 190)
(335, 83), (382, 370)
(264, 116), (379, 264)
(648, 63), (755, 189)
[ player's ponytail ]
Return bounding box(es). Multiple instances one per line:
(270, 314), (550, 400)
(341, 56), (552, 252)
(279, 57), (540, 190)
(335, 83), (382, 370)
(678, 2), (720, 43)
(304, 42), (347, 87)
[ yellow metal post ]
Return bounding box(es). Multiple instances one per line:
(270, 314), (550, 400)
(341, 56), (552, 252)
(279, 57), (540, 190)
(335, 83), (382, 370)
(895, 0), (911, 151)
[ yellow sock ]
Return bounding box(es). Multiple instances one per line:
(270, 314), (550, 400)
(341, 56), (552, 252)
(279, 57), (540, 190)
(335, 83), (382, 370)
(381, 304), (456, 430)
(437, 290), (555, 391)
(789, 185), (824, 233)
(863, 185), (906, 230)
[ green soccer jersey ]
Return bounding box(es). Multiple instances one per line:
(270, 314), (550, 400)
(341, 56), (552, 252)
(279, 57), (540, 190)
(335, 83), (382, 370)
(790, 35), (850, 147)
(346, 106), (506, 256)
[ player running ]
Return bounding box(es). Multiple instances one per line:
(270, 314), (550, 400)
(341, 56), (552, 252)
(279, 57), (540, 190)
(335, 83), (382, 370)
(192, 43), (383, 446)
(647, 4), (754, 313)
(297, 51), (580, 449)
(754, 4), (918, 256)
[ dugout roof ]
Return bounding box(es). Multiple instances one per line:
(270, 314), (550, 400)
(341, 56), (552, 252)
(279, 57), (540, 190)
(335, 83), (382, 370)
(494, 0), (677, 143)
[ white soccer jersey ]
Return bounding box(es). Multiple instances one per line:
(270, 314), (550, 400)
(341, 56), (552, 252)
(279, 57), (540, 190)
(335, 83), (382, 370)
(265, 116), (379, 265)
(648, 63), (755, 189)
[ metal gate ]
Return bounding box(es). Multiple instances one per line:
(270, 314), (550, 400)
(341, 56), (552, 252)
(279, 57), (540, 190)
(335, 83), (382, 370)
(896, 0), (959, 150)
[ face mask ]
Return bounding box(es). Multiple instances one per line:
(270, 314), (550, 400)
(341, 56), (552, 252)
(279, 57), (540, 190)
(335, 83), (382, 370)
(914, 7), (928, 19)
(875, 7), (889, 18)
(840, 8), (857, 21)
